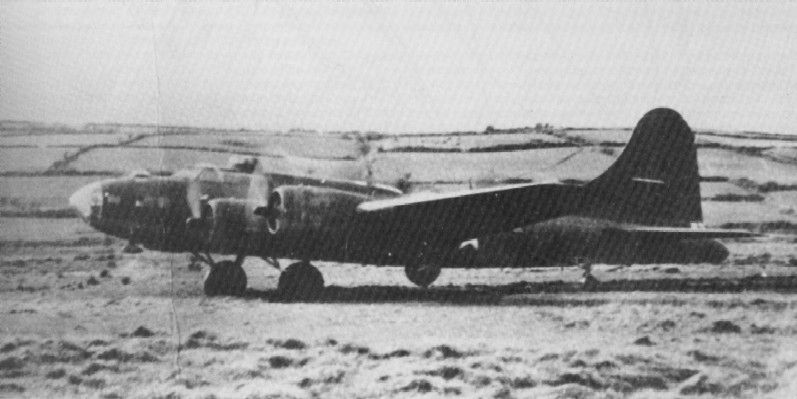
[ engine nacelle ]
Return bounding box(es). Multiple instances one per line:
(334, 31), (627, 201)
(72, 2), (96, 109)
(263, 185), (368, 242)
(204, 198), (264, 253)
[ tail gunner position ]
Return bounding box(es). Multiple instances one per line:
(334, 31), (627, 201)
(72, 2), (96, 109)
(70, 108), (753, 297)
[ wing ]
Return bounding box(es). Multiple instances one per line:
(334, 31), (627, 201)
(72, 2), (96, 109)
(356, 182), (582, 243)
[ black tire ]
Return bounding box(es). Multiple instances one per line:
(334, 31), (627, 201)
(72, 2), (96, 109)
(277, 261), (324, 300)
(204, 260), (247, 297)
(405, 262), (441, 288)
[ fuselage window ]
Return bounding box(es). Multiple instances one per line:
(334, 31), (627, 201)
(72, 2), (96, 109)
(104, 192), (121, 205)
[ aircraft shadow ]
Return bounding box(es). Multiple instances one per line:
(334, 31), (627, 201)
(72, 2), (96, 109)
(243, 275), (797, 304)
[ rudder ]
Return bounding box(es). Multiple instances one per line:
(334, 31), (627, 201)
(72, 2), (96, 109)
(584, 108), (702, 226)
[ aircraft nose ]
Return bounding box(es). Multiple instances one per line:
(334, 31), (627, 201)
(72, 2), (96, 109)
(69, 182), (103, 221)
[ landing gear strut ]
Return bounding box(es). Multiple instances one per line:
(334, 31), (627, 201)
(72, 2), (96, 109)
(581, 262), (599, 291)
(123, 225), (144, 254)
(197, 252), (247, 297)
(277, 261), (324, 299)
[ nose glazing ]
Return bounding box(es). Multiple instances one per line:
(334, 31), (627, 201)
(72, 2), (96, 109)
(69, 182), (103, 221)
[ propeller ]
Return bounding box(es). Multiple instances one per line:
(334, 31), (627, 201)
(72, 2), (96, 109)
(254, 190), (285, 235)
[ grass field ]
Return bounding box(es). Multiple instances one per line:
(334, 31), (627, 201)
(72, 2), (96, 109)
(700, 182), (752, 198)
(0, 133), (129, 147)
(0, 147), (73, 172)
(0, 176), (117, 212)
(70, 147), (236, 173)
(1, 220), (796, 398)
(1, 122), (795, 226)
(699, 136), (797, 148)
(371, 147), (591, 183)
(698, 148), (797, 184)
(560, 129), (632, 144)
(0, 217), (95, 242)
(375, 132), (567, 152)
(765, 147), (797, 163)
(134, 132), (361, 159)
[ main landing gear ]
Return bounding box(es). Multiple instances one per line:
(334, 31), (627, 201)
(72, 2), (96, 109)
(581, 262), (599, 291)
(277, 261), (324, 299)
(197, 253), (325, 299)
(196, 253), (248, 297)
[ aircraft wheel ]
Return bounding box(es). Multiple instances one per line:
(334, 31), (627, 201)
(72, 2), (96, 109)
(204, 260), (247, 297)
(278, 261), (324, 299)
(405, 262), (441, 288)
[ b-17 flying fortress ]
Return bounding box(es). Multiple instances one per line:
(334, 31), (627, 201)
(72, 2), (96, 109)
(69, 108), (755, 298)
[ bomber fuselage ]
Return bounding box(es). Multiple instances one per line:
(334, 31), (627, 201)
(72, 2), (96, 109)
(69, 164), (730, 267)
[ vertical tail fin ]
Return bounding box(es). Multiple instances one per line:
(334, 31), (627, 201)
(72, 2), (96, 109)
(585, 108), (702, 226)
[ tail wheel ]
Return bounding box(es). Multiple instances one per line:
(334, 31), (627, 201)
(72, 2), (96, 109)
(278, 261), (324, 299)
(405, 262), (441, 288)
(204, 260), (247, 297)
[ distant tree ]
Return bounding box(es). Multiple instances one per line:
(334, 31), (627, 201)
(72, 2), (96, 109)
(599, 146), (616, 156)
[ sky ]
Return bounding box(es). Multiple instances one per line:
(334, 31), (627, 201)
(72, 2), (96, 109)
(1, 2), (795, 134)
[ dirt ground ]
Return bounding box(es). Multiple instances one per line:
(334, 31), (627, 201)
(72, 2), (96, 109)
(1, 218), (797, 398)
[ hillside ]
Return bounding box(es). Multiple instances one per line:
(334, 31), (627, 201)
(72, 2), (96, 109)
(2, 121), (796, 229)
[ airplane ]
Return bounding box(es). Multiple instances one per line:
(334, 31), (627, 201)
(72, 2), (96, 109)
(69, 108), (754, 297)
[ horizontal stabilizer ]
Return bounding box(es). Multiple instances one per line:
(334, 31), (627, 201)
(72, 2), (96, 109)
(615, 224), (758, 239)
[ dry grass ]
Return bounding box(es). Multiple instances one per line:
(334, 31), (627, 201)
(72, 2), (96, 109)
(0, 217), (796, 397)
